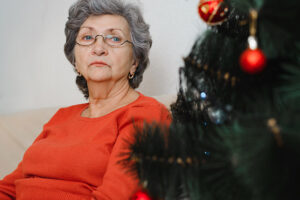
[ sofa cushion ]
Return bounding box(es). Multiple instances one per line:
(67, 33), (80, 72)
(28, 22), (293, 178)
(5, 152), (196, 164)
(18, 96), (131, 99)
(0, 107), (59, 177)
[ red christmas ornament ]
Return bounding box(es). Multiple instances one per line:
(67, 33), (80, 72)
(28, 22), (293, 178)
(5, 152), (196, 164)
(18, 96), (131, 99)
(131, 190), (152, 200)
(239, 10), (267, 74)
(240, 48), (266, 74)
(198, 0), (229, 25)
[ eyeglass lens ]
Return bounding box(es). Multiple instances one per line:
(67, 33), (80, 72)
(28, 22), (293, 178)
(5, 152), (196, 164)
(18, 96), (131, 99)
(76, 28), (128, 47)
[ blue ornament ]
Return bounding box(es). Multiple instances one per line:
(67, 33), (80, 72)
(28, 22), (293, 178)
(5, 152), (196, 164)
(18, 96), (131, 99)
(225, 104), (233, 112)
(204, 151), (211, 156)
(200, 92), (207, 99)
(207, 107), (226, 124)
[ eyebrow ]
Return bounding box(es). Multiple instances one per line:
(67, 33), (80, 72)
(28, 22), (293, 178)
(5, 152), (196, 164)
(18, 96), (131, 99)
(79, 26), (124, 33)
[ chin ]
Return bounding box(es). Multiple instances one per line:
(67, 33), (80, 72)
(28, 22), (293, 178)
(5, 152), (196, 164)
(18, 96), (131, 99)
(89, 77), (112, 82)
(86, 72), (112, 82)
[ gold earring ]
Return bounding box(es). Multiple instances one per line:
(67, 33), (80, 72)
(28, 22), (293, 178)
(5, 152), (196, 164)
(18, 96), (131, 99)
(128, 72), (134, 79)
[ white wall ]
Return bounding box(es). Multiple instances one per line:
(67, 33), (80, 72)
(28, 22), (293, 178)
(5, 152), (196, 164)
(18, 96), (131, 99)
(0, 0), (205, 114)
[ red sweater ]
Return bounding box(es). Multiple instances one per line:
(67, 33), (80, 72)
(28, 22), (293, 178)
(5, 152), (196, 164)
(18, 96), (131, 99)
(0, 93), (171, 200)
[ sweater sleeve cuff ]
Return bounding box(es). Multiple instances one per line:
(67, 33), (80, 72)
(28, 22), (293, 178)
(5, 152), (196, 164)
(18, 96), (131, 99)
(0, 192), (13, 200)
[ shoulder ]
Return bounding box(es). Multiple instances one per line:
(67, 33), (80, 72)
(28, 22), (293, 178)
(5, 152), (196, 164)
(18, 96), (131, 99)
(122, 93), (172, 126)
(133, 94), (165, 108)
(59, 103), (88, 114)
(45, 103), (88, 125)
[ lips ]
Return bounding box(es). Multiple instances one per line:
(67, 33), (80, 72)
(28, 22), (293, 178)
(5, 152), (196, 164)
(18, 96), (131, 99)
(89, 61), (108, 67)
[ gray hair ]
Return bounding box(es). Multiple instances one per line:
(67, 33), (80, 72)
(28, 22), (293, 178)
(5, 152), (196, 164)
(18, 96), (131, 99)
(64, 0), (152, 99)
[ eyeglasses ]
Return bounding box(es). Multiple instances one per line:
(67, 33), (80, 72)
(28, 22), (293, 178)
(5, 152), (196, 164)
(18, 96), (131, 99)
(76, 28), (133, 47)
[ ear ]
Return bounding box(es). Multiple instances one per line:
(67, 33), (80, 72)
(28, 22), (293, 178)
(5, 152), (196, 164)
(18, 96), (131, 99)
(75, 66), (79, 73)
(74, 65), (81, 75)
(130, 59), (139, 74)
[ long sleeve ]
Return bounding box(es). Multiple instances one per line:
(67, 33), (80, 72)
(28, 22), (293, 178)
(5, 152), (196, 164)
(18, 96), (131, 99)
(0, 162), (23, 200)
(92, 105), (171, 200)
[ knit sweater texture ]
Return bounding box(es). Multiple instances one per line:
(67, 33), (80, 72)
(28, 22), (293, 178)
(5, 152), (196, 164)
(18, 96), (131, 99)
(0, 93), (171, 200)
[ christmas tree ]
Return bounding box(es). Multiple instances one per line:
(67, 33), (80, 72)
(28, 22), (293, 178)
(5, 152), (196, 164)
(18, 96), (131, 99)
(124, 0), (300, 199)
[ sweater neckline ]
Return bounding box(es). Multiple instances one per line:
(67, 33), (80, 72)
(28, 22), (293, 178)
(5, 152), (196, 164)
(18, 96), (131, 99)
(77, 91), (143, 121)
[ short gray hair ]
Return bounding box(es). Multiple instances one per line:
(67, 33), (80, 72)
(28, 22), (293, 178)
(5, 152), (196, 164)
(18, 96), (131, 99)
(64, 0), (152, 99)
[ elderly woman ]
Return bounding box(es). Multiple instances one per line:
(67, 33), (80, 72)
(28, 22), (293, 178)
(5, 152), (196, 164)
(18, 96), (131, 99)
(0, 0), (171, 199)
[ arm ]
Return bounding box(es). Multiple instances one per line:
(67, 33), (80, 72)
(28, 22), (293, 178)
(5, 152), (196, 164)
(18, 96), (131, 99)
(92, 105), (171, 200)
(0, 162), (24, 200)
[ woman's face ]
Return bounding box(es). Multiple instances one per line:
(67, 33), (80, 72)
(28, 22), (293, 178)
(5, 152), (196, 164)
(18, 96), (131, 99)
(74, 14), (137, 86)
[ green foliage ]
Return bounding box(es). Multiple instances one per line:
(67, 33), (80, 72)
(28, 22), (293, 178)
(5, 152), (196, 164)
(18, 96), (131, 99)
(126, 0), (300, 199)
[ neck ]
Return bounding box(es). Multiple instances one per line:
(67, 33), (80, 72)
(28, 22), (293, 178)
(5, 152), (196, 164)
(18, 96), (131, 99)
(87, 78), (130, 100)
(83, 80), (137, 118)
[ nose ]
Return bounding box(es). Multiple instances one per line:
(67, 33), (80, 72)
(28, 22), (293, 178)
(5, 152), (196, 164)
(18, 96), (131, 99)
(92, 35), (108, 56)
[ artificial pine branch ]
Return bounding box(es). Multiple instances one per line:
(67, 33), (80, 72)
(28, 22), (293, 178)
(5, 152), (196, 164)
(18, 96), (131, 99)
(125, 0), (300, 199)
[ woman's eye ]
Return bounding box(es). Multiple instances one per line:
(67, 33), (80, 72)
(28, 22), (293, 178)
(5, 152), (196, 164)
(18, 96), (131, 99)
(83, 35), (93, 40)
(107, 35), (121, 42)
(112, 37), (121, 42)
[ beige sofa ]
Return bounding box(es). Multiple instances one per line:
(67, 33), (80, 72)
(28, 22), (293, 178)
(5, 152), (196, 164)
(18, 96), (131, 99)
(0, 94), (176, 179)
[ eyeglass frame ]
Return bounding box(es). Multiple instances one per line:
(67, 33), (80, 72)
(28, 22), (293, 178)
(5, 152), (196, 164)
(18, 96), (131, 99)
(75, 33), (134, 47)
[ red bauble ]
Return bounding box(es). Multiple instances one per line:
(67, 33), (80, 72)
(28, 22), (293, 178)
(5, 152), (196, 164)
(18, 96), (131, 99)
(131, 190), (152, 200)
(198, 0), (229, 25)
(239, 48), (267, 74)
